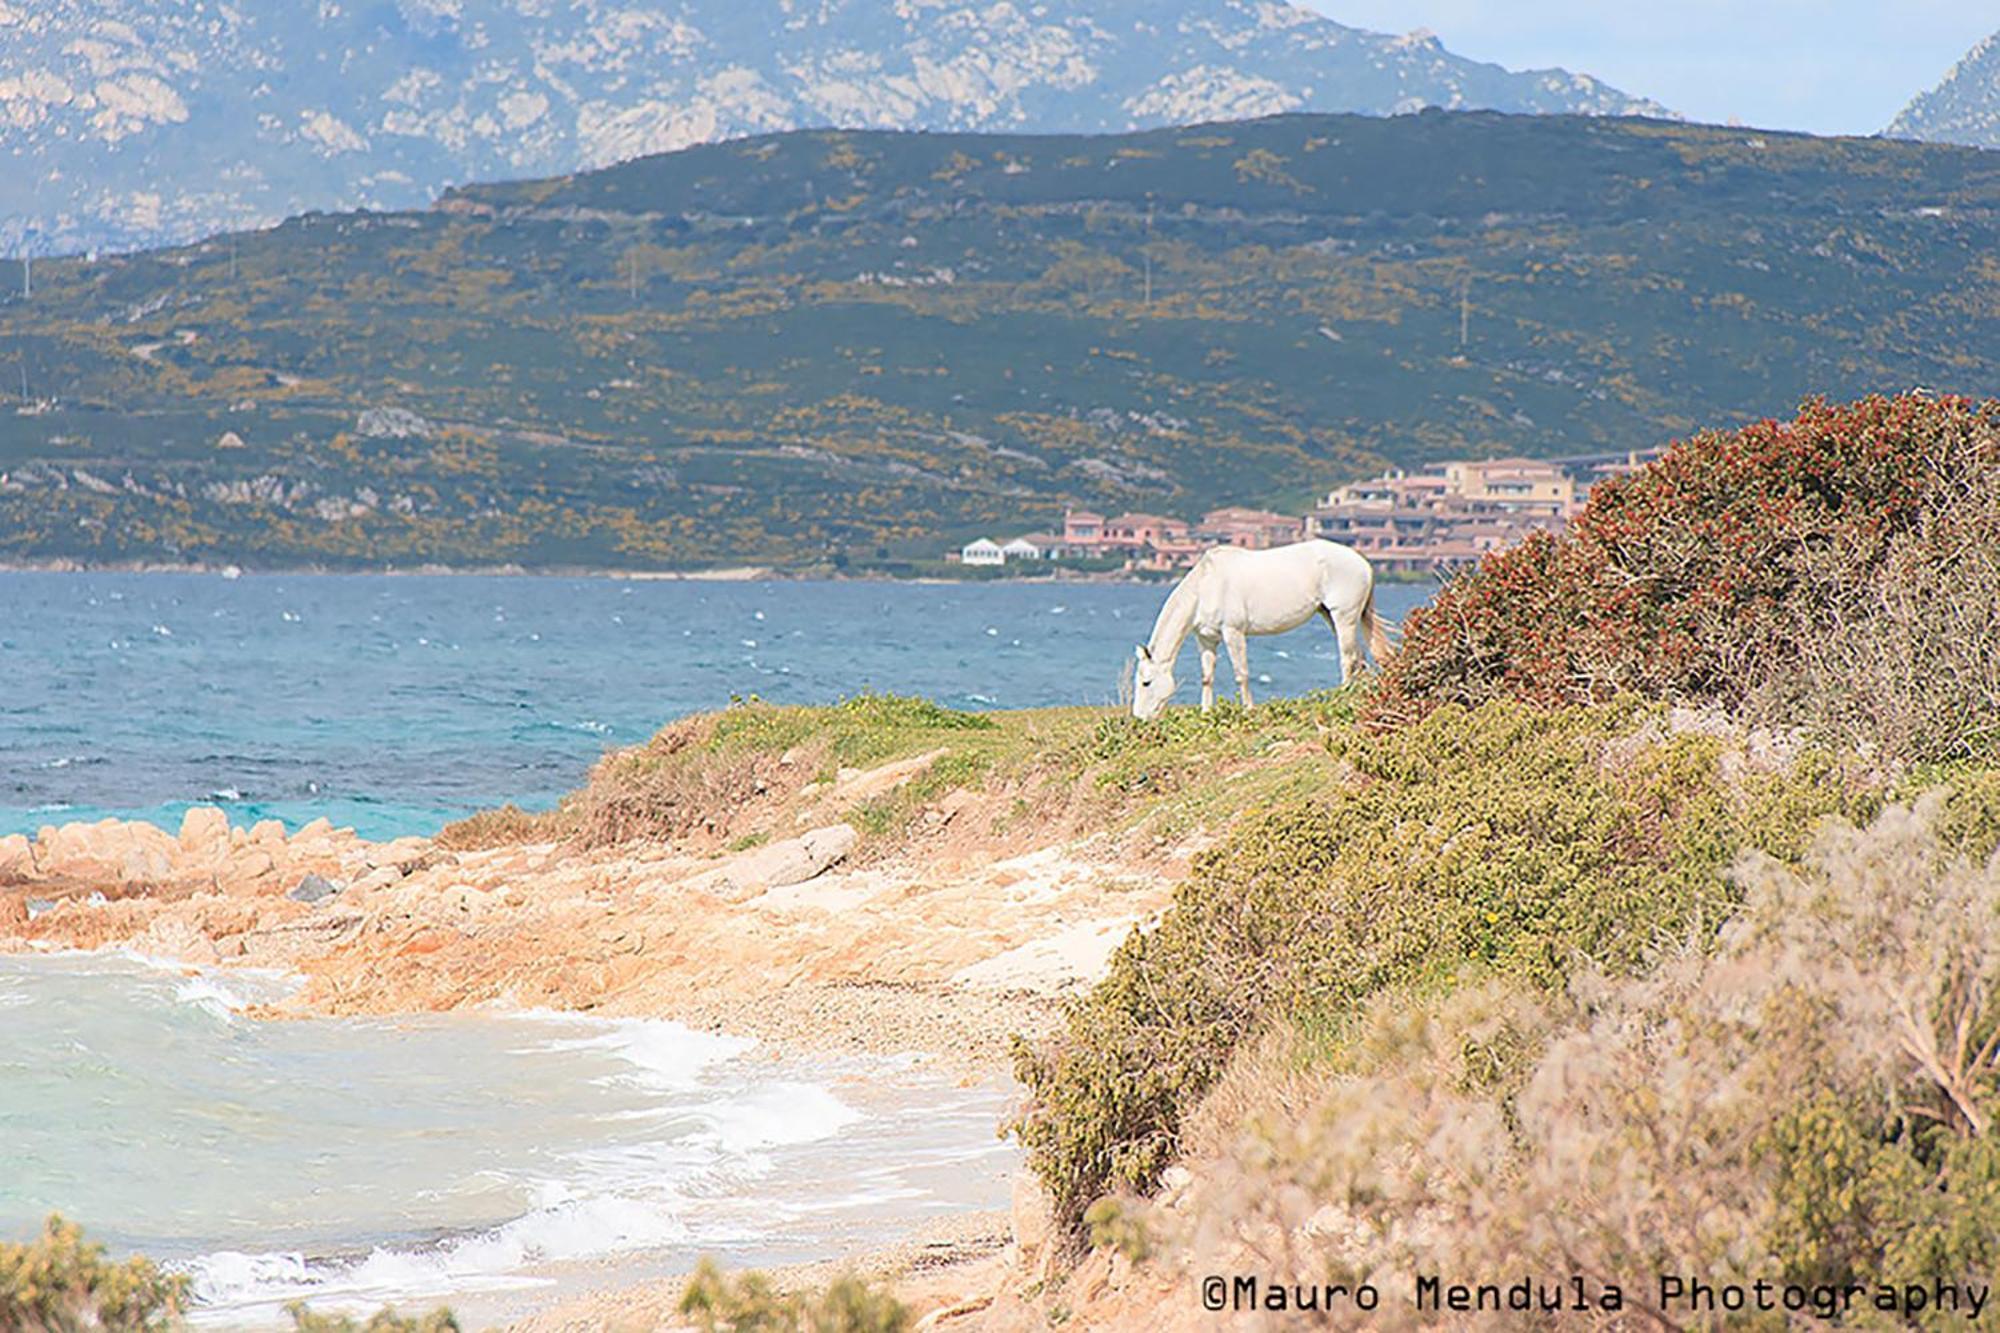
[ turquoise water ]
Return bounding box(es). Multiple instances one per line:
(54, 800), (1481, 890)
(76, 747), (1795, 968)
(0, 572), (1434, 841)
(0, 953), (1016, 1325)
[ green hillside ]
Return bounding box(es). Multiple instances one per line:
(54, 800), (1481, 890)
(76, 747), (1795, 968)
(2, 111), (1996, 570)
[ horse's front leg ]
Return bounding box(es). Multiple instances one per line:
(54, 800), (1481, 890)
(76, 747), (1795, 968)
(1198, 633), (1219, 713)
(1225, 628), (1253, 708)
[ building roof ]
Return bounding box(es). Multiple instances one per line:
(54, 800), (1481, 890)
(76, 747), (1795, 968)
(1454, 457), (1566, 477)
(1202, 506), (1296, 526)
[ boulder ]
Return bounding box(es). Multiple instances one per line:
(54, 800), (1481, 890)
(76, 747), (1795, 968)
(219, 848), (277, 894)
(178, 806), (231, 858)
(288, 873), (342, 904)
(292, 817), (336, 846)
(249, 819), (288, 847)
(0, 833), (33, 881)
(679, 824), (857, 903)
(120, 844), (175, 885)
(39, 819), (179, 885)
(365, 837), (432, 874)
(349, 866), (406, 896)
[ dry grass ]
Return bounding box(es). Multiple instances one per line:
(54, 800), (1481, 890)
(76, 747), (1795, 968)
(1752, 460), (2000, 765)
(563, 716), (787, 850)
(434, 804), (571, 852)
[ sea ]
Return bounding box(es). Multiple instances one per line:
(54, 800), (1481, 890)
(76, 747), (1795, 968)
(0, 570), (1436, 1323)
(0, 571), (1435, 842)
(0, 952), (1017, 1326)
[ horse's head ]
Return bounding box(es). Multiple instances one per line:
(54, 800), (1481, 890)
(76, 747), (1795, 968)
(1131, 644), (1175, 720)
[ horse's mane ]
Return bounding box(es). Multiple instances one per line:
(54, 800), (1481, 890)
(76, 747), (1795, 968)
(1144, 560), (1204, 660)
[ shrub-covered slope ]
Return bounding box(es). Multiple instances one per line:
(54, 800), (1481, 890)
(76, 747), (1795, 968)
(3, 117), (1998, 569)
(1010, 698), (1883, 1240)
(1012, 393), (2000, 1299)
(1369, 392), (2000, 763)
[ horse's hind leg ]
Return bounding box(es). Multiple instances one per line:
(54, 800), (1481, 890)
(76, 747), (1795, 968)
(1197, 632), (1219, 713)
(1325, 605), (1363, 685)
(1224, 627), (1253, 708)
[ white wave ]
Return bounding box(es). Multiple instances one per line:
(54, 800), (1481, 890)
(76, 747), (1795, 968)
(187, 1194), (693, 1324)
(172, 973), (259, 1021)
(692, 1082), (862, 1155)
(93, 949), (303, 1008)
(521, 1015), (754, 1092)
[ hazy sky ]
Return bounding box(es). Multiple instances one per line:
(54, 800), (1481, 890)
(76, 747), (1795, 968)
(1302, 1), (1995, 136)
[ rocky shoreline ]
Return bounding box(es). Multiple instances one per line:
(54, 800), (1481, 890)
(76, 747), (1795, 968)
(3, 785), (1161, 1070)
(1, 753), (1181, 1328)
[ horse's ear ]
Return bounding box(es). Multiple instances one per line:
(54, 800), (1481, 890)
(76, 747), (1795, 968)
(1135, 644), (1150, 662)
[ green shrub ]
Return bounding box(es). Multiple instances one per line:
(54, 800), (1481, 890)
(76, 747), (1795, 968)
(1009, 699), (1873, 1243)
(285, 1302), (459, 1333)
(678, 1258), (908, 1333)
(0, 1216), (187, 1332)
(1368, 393), (2000, 737)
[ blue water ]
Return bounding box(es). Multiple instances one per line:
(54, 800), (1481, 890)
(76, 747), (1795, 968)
(0, 572), (1434, 841)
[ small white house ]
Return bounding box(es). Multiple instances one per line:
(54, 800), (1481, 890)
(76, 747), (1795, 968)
(1001, 537), (1044, 561)
(961, 538), (1005, 566)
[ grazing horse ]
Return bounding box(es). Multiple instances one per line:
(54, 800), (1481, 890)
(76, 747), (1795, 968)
(1131, 539), (1392, 719)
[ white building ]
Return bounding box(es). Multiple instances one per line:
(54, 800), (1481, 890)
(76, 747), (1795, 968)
(961, 538), (1005, 566)
(1001, 537), (1044, 561)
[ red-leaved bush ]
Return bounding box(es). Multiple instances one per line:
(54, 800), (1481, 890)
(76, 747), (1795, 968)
(1367, 393), (2000, 728)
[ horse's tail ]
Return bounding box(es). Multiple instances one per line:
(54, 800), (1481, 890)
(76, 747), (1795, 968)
(1361, 583), (1395, 666)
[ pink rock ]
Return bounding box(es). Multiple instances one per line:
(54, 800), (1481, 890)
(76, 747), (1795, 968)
(178, 806), (231, 857)
(0, 833), (33, 881)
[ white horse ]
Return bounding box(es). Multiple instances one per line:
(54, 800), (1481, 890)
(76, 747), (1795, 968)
(1131, 539), (1392, 719)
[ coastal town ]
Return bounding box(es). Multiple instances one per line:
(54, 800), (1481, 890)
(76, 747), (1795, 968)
(956, 449), (1662, 574)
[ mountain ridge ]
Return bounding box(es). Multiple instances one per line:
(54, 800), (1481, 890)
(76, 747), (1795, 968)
(1887, 29), (2000, 150)
(2, 111), (1994, 572)
(0, 0), (1674, 257)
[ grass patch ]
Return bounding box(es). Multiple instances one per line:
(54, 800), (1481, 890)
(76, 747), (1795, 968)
(439, 689), (1380, 858)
